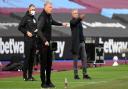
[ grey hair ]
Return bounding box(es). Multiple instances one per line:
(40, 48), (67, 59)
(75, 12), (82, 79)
(72, 9), (78, 12)
(44, 1), (52, 7)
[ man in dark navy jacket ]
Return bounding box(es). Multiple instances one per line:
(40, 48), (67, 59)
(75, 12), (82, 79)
(37, 2), (67, 88)
(70, 9), (91, 80)
(18, 4), (37, 81)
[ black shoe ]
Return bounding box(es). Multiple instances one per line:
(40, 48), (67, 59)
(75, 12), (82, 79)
(83, 75), (91, 80)
(74, 75), (80, 80)
(28, 77), (36, 81)
(23, 73), (28, 81)
(23, 77), (28, 81)
(47, 82), (56, 88)
(41, 84), (48, 89)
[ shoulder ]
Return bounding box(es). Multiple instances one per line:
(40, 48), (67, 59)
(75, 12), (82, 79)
(38, 12), (45, 21)
(22, 14), (31, 22)
(70, 19), (74, 25)
(70, 19), (73, 23)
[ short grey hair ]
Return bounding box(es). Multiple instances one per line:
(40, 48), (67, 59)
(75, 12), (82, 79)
(72, 9), (78, 12)
(44, 0), (52, 7)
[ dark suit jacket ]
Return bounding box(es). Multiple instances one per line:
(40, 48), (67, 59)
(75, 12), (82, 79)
(37, 10), (62, 44)
(18, 11), (37, 47)
(70, 18), (84, 54)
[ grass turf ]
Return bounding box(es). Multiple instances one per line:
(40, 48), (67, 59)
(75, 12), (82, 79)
(0, 65), (128, 89)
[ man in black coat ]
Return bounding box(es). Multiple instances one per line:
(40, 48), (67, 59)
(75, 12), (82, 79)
(70, 9), (91, 80)
(18, 4), (37, 81)
(37, 2), (67, 88)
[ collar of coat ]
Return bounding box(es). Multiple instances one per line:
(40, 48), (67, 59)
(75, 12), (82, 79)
(25, 11), (34, 17)
(42, 9), (51, 17)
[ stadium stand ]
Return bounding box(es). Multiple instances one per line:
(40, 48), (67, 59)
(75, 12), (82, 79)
(0, 0), (101, 15)
(70, 0), (128, 18)
(101, 9), (128, 18)
(70, 0), (128, 9)
(112, 14), (128, 24)
(3, 12), (127, 38)
(0, 14), (22, 37)
(0, 0), (84, 8)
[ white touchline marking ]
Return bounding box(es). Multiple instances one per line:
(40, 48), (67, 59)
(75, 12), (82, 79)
(0, 80), (108, 89)
(70, 81), (107, 88)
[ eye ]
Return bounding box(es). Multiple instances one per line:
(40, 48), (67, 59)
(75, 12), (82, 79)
(31, 9), (35, 11)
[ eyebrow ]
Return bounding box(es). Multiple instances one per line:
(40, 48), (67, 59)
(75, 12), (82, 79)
(73, 12), (78, 14)
(31, 9), (35, 10)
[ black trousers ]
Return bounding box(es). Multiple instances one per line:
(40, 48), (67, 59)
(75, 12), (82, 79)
(39, 46), (52, 85)
(23, 39), (35, 78)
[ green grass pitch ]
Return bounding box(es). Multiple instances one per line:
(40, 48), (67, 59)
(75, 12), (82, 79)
(0, 65), (128, 89)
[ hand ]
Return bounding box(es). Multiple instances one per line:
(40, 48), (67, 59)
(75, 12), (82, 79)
(27, 31), (33, 37)
(80, 14), (85, 20)
(62, 22), (68, 27)
(45, 41), (49, 46)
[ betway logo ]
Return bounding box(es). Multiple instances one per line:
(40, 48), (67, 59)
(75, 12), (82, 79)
(0, 38), (24, 54)
(82, 21), (126, 29)
(55, 41), (65, 58)
(99, 38), (128, 53)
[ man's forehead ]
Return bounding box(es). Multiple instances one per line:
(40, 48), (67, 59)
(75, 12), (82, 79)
(72, 10), (78, 13)
(29, 6), (35, 9)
